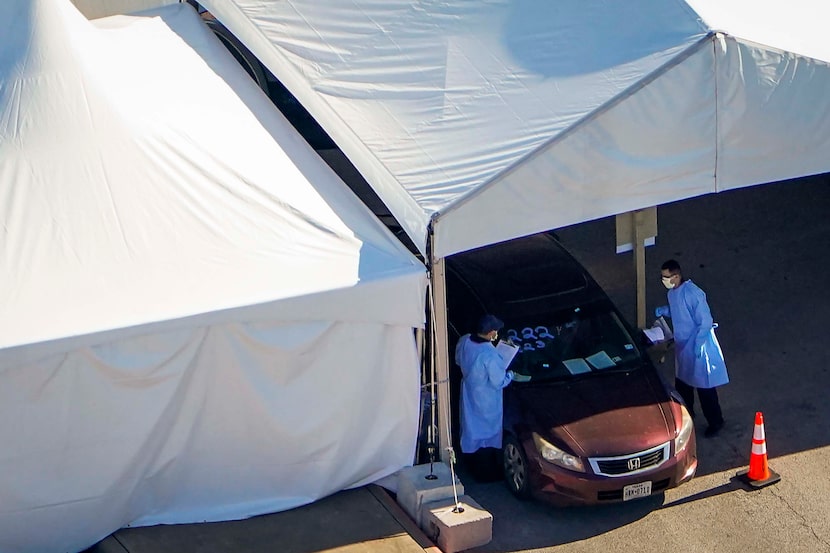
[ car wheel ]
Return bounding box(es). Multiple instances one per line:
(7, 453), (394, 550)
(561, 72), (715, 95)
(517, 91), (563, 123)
(503, 434), (532, 499)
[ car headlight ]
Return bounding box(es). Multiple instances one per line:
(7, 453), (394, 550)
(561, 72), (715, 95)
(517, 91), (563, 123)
(532, 432), (585, 472)
(674, 403), (694, 453)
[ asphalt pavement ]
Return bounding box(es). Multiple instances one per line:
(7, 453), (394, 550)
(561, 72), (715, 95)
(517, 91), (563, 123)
(85, 485), (439, 553)
(460, 173), (830, 553)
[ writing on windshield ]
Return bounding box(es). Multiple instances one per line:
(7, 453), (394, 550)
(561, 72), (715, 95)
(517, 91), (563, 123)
(502, 306), (642, 382)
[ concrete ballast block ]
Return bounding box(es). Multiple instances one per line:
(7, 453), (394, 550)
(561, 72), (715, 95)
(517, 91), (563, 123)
(422, 495), (492, 553)
(395, 463), (464, 528)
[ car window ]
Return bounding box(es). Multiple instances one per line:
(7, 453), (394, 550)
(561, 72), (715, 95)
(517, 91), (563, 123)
(448, 233), (588, 303)
(501, 302), (643, 382)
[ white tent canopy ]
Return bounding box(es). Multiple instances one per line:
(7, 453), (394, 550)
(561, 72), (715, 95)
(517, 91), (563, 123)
(198, 0), (830, 259)
(0, 2), (426, 552)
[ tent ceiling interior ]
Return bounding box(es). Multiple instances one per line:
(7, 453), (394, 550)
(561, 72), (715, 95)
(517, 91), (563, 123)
(0, 1), (426, 551)
(195, 0), (830, 259)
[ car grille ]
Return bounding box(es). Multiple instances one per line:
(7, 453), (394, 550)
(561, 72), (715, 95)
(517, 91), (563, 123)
(588, 442), (670, 477)
(597, 478), (671, 501)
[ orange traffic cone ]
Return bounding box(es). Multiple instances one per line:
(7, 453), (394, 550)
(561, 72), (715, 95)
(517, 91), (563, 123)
(737, 411), (780, 488)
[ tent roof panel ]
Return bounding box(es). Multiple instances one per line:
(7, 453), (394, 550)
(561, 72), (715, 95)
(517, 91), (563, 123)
(200, 0), (708, 254)
(200, 0), (830, 257)
(0, 1), (426, 351)
(686, 0), (830, 62)
(435, 41), (719, 256)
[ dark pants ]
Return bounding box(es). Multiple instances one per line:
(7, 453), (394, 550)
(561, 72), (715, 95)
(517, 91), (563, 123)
(675, 378), (724, 427)
(463, 447), (503, 483)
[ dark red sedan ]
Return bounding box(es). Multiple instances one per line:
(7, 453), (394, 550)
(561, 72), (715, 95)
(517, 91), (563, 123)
(446, 231), (697, 505)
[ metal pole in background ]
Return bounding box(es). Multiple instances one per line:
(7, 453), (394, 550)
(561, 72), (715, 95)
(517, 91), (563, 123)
(616, 207), (657, 329)
(634, 209), (648, 329)
(430, 253), (453, 462)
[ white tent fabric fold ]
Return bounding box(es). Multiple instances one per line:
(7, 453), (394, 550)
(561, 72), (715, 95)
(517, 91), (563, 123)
(197, 0), (830, 258)
(0, 2), (426, 552)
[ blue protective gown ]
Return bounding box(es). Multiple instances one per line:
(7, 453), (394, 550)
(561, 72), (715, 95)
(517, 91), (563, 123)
(664, 280), (729, 389)
(455, 334), (514, 453)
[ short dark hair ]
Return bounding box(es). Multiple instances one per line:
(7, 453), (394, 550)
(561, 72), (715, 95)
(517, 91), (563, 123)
(661, 259), (682, 274)
(476, 314), (504, 334)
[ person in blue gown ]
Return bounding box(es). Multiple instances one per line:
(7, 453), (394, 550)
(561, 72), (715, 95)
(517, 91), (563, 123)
(456, 314), (515, 480)
(656, 259), (728, 437)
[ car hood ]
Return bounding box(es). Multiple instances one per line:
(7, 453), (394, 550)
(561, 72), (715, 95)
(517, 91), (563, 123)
(511, 368), (674, 457)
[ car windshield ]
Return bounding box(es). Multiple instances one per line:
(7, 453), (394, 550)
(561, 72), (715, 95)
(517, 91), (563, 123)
(501, 301), (644, 383)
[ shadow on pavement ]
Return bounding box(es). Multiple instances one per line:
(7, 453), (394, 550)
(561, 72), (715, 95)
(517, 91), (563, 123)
(556, 175), (830, 479)
(437, 175), (830, 551)
(455, 458), (766, 551)
(454, 464), (660, 551)
(83, 486), (429, 553)
(658, 475), (747, 511)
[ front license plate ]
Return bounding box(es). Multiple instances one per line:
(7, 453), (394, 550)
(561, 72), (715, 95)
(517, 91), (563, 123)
(623, 481), (652, 501)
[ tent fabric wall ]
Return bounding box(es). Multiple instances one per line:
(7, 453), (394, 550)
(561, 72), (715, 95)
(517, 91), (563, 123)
(198, 0), (830, 259)
(1, 321), (420, 553)
(0, 2), (426, 552)
(715, 36), (830, 191)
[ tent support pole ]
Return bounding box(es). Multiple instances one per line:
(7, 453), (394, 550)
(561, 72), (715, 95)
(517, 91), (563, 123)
(634, 210), (648, 329)
(429, 235), (453, 463)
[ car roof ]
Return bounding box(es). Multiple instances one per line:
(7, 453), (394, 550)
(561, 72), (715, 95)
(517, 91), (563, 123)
(446, 232), (605, 313)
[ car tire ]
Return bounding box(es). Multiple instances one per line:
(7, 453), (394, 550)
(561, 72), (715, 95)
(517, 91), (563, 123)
(503, 434), (532, 500)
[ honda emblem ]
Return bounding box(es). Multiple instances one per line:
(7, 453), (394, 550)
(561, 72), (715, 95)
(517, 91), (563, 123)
(627, 458), (641, 471)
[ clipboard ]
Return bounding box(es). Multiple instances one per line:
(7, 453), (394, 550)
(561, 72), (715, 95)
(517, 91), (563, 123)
(496, 341), (519, 369)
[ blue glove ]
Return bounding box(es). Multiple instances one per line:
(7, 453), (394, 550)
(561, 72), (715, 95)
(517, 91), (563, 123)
(655, 306), (670, 318)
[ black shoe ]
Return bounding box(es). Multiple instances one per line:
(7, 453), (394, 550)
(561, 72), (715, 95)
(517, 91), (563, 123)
(704, 421), (724, 438)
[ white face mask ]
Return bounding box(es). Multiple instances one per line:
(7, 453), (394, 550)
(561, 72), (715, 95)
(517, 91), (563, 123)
(662, 276), (676, 290)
